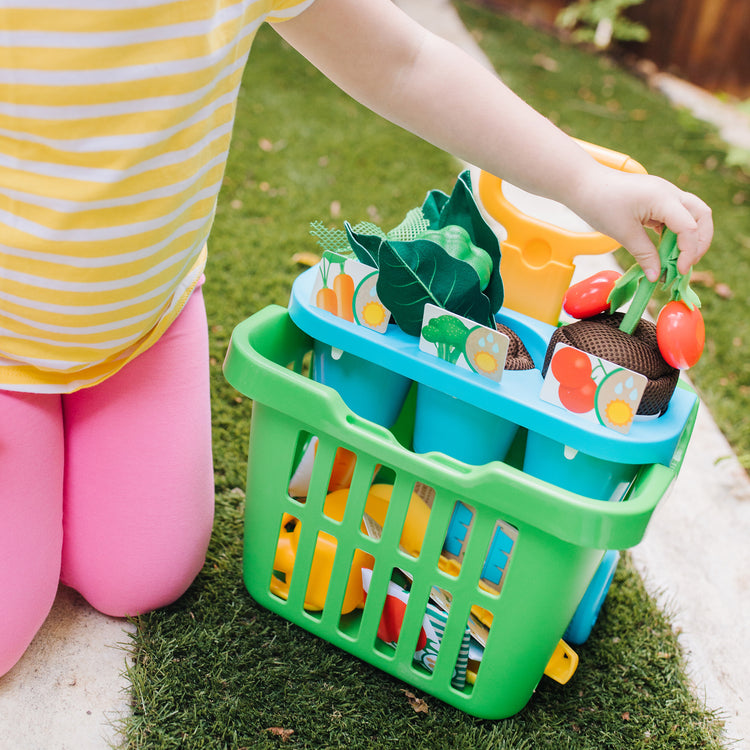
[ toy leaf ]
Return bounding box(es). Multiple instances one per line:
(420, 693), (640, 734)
(419, 170), (504, 313)
(375, 239), (493, 336)
(438, 171), (504, 313)
(344, 221), (379, 268)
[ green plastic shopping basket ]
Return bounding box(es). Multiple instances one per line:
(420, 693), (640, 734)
(223, 304), (698, 720)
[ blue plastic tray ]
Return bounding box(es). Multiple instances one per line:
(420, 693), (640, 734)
(289, 266), (697, 471)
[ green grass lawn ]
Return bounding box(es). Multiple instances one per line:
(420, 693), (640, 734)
(121, 5), (746, 747)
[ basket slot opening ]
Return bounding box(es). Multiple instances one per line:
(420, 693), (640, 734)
(361, 566), (478, 691)
(441, 501), (476, 578)
(442, 500), (518, 600)
(336, 547), (372, 641)
(288, 432), (361, 508)
(478, 519), (518, 596)
(359, 479), (434, 561)
(287, 431), (377, 515)
(269, 513), (301, 605)
(269, 511), (374, 618)
(464, 606), (487, 692)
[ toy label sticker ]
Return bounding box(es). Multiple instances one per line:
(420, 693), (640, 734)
(540, 343), (647, 434)
(310, 251), (391, 332)
(419, 303), (509, 382)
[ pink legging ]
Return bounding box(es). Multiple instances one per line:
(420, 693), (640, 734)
(0, 286), (215, 677)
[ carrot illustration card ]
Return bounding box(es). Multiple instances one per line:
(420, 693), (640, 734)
(310, 251), (391, 333)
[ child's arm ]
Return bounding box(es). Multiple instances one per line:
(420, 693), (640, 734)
(273, 0), (712, 281)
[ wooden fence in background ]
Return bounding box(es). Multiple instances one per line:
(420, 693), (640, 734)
(477, 0), (750, 97)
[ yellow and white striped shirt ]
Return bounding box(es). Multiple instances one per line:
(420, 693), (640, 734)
(0, 0), (314, 392)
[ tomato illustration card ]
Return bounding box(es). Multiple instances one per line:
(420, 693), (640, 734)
(310, 251), (391, 332)
(419, 303), (509, 383)
(540, 343), (647, 434)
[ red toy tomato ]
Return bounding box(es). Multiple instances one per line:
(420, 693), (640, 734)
(563, 270), (622, 319)
(656, 301), (705, 369)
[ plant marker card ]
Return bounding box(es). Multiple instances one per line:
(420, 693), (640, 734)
(310, 251), (391, 333)
(540, 343), (647, 434)
(419, 303), (509, 383)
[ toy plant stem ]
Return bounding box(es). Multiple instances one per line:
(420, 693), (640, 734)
(608, 229), (700, 336)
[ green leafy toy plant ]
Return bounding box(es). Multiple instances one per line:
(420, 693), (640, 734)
(342, 170), (504, 336)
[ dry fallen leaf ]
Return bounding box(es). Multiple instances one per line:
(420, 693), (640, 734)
(532, 53), (559, 72)
(622, 711), (631, 721)
(715, 282), (733, 299)
(686, 270), (732, 299)
(402, 689), (429, 714)
(691, 270), (715, 287)
(291, 251), (320, 267)
(265, 727), (294, 742)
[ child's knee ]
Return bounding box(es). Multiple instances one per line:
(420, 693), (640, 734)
(61, 508), (214, 618)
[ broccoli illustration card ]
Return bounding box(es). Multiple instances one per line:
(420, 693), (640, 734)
(540, 343), (647, 434)
(419, 303), (509, 382)
(311, 251), (391, 332)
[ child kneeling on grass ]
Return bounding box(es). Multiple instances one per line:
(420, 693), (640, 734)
(0, 0), (712, 677)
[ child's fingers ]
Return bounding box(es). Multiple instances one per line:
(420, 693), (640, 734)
(672, 191), (713, 274)
(621, 226), (660, 281)
(641, 187), (712, 277)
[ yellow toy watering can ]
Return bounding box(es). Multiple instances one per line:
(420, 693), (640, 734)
(477, 139), (646, 325)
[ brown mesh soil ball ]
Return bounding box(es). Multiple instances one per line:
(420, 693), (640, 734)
(542, 312), (679, 415)
(497, 322), (535, 371)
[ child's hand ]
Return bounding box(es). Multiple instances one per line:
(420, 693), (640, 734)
(573, 165), (713, 281)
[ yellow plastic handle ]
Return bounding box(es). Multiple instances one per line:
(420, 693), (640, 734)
(478, 139), (646, 325)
